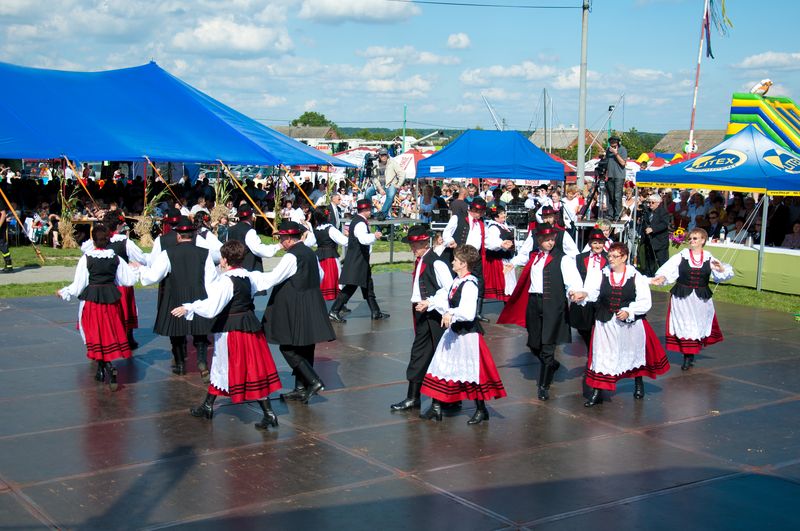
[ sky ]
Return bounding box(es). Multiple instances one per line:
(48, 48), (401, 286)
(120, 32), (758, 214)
(1, 0), (797, 135)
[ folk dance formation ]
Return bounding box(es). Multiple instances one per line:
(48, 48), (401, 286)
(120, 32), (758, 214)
(57, 205), (735, 430)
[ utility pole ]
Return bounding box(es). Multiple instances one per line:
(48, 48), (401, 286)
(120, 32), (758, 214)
(576, 0), (590, 189)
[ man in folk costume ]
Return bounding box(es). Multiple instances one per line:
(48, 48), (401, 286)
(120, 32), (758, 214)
(328, 199), (389, 323)
(569, 228), (608, 348)
(442, 196), (490, 321)
(390, 224), (454, 412)
(136, 216), (217, 380)
(527, 205), (579, 258)
(497, 223), (583, 400)
(226, 204), (281, 272)
(171, 240), (282, 430)
(251, 221), (337, 404)
(146, 207), (182, 264)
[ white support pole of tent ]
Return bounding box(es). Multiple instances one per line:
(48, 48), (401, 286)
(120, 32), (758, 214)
(756, 194), (769, 291)
(576, 0), (590, 189)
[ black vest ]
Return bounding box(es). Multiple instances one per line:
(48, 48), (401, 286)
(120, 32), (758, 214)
(108, 237), (128, 262)
(339, 216), (371, 287)
(672, 257), (713, 300)
(575, 250), (608, 281)
(212, 274), (261, 333)
(227, 222), (262, 272)
(595, 272), (642, 322)
(80, 254), (121, 303)
(164, 243), (210, 301)
(454, 215), (484, 249)
(158, 231), (178, 252)
(417, 249), (452, 300)
(314, 225), (339, 259)
(449, 278), (483, 335)
(485, 221), (515, 260)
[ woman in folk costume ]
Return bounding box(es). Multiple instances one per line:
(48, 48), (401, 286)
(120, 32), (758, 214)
(57, 225), (137, 391)
(420, 244), (506, 425)
(483, 205), (517, 302)
(569, 228), (608, 348)
(573, 243), (669, 407)
(651, 227), (734, 370)
(312, 205), (348, 301)
(171, 240), (282, 430)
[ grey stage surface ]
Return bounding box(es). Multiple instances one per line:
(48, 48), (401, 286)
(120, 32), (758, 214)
(1, 272), (799, 529)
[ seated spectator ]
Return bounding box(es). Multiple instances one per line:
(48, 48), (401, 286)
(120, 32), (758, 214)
(706, 211), (723, 240)
(190, 196), (209, 218)
(781, 221), (800, 249)
(727, 217), (748, 243)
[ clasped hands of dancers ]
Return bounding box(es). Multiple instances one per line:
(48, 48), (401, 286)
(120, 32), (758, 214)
(57, 201), (732, 431)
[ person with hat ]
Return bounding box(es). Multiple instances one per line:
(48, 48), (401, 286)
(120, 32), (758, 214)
(570, 228), (608, 348)
(604, 136), (628, 220)
(134, 216), (218, 379)
(390, 224), (454, 412)
(250, 221), (336, 404)
(194, 210), (223, 264)
(365, 147), (406, 221)
(146, 207), (182, 265)
(443, 196), (489, 321)
(571, 243), (669, 407)
(524, 183), (552, 212)
(581, 219), (614, 253)
(57, 224), (138, 391)
(529, 205), (579, 258)
(328, 199), (389, 322)
(312, 205), (348, 301)
(497, 223), (583, 401)
(483, 205), (517, 302)
(225, 204), (281, 272)
(420, 244), (506, 424)
(170, 240), (282, 430)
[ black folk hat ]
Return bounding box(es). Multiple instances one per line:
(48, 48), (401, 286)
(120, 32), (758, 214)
(402, 224), (432, 243)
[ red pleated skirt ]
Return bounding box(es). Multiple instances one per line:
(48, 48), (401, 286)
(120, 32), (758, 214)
(421, 334), (507, 402)
(117, 285), (138, 330)
(80, 300), (132, 362)
(483, 255), (510, 301)
(665, 302), (724, 355)
(208, 330), (282, 403)
(319, 257), (340, 301)
(585, 319), (670, 391)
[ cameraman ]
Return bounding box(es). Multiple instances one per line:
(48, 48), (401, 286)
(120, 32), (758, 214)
(604, 136), (627, 220)
(365, 147), (406, 220)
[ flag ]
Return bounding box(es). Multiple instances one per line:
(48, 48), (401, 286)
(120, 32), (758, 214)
(704, 3), (714, 59)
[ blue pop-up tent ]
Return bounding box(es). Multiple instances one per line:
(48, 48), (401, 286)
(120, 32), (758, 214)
(0, 61), (352, 167)
(416, 129), (564, 180)
(637, 124), (800, 290)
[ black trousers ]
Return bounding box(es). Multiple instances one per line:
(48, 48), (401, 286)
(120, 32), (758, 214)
(0, 236), (10, 266)
(407, 309), (445, 383)
(331, 275), (380, 314)
(525, 294), (556, 366)
(606, 178), (624, 220)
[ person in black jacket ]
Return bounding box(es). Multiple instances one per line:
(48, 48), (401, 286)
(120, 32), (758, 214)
(643, 193), (671, 276)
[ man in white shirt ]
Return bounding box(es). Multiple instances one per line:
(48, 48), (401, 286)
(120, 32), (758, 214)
(189, 196), (210, 218)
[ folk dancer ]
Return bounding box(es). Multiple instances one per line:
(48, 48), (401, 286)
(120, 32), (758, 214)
(312, 205), (348, 301)
(390, 224), (454, 411)
(483, 205), (517, 302)
(420, 245), (506, 424)
(171, 240), (282, 430)
(569, 228), (608, 348)
(651, 227), (734, 370)
(443, 196), (489, 321)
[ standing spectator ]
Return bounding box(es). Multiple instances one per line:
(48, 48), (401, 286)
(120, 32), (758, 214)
(604, 136), (628, 220)
(642, 194), (671, 276)
(499, 181), (516, 204)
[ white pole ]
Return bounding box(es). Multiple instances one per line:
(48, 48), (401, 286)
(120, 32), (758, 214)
(688, 0), (710, 153)
(756, 194), (769, 291)
(576, 0), (590, 189)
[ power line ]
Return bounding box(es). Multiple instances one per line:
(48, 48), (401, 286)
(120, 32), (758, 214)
(386, 0), (580, 8)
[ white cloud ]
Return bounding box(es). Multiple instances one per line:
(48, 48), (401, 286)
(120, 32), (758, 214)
(447, 33), (470, 49)
(361, 57), (403, 78)
(552, 65), (601, 90)
(298, 0), (420, 23)
(365, 75), (431, 97)
(262, 93), (288, 107)
(358, 46), (459, 66)
(453, 104), (476, 114)
(464, 88), (522, 102)
(303, 99), (318, 110)
(172, 16), (292, 56)
(625, 94), (670, 106)
(737, 51), (800, 71)
(627, 68), (673, 81)
(0, 0), (40, 17)
(460, 61), (556, 86)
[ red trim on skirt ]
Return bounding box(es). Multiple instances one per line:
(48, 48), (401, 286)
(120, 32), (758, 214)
(117, 285), (138, 330)
(319, 257), (340, 301)
(585, 319), (669, 391)
(208, 330), (282, 403)
(665, 301), (724, 355)
(483, 255), (510, 301)
(81, 300), (132, 362)
(421, 334), (507, 402)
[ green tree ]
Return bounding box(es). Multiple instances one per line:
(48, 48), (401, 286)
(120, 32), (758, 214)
(291, 111), (333, 127)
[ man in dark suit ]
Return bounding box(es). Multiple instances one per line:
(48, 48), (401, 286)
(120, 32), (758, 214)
(327, 192), (343, 230)
(706, 211), (722, 240)
(643, 193), (671, 276)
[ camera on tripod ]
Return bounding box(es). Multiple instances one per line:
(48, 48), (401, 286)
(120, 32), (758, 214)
(363, 153), (378, 178)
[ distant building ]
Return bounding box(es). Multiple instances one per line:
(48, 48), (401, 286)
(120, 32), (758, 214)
(273, 125), (339, 140)
(653, 130), (726, 153)
(528, 126), (607, 152)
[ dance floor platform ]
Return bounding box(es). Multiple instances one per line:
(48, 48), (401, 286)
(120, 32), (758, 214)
(1, 272), (799, 530)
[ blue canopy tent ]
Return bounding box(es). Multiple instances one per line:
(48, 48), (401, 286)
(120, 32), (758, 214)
(416, 129), (564, 181)
(0, 61), (352, 167)
(637, 125), (800, 290)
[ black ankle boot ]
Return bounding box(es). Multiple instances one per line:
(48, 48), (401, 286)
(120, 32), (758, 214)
(538, 364), (554, 401)
(95, 361), (106, 382)
(681, 355), (695, 371)
(190, 393), (216, 419)
(172, 342), (187, 375)
(108, 364), (119, 391)
(584, 388), (603, 407)
(391, 381), (422, 411)
(633, 376), (645, 399)
(420, 399), (443, 421)
(296, 360), (324, 404)
(467, 400), (489, 425)
(195, 340), (210, 383)
(254, 398), (279, 430)
(280, 376), (306, 401)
